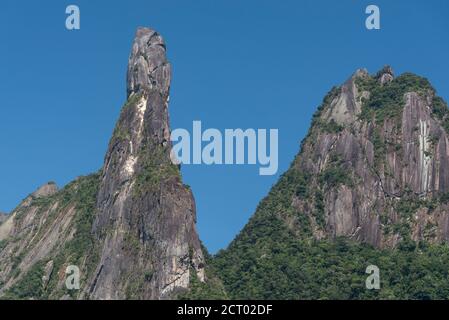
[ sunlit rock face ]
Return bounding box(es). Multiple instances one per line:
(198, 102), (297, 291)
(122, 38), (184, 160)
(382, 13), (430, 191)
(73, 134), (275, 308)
(0, 28), (204, 300)
(0, 212), (7, 225)
(290, 66), (449, 247)
(88, 27), (204, 300)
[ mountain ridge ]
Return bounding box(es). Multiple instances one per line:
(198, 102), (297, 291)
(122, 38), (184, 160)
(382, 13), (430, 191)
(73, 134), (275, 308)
(0, 27), (207, 300)
(0, 212), (7, 226)
(206, 66), (449, 300)
(1, 35), (449, 299)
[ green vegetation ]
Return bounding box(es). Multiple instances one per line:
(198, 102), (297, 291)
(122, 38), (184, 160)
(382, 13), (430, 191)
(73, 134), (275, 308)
(3, 69), (449, 301)
(312, 86), (342, 124)
(357, 73), (434, 123)
(0, 240), (7, 252)
(314, 190), (325, 228)
(174, 243), (227, 300)
(3, 173), (101, 300)
(10, 252), (25, 273)
(45, 173), (101, 299)
(354, 72), (448, 168)
(172, 70), (449, 300)
(133, 144), (181, 196)
(178, 246), (228, 300)
(112, 126), (131, 142)
(431, 96), (449, 134)
(213, 232), (449, 299)
(432, 96), (449, 121)
(356, 70), (449, 141)
(302, 86), (342, 148)
(2, 261), (46, 300)
(319, 155), (352, 190)
(319, 119), (344, 134)
(178, 267), (228, 300)
(248, 163), (316, 236)
(124, 273), (146, 300)
(111, 93), (142, 143)
(371, 128), (386, 166)
(294, 172), (310, 199)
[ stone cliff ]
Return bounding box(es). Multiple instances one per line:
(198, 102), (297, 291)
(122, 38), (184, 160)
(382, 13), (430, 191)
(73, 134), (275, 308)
(292, 67), (449, 247)
(0, 213), (7, 225)
(88, 27), (205, 299)
(211, 66), (449, 300)
(0, 27), (205, 300)
(223, 66), (449, 250)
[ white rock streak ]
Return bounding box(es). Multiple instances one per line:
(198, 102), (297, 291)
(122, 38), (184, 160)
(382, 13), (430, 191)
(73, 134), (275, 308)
(418, 119), (431, 193)
(122, 96), (147, 178)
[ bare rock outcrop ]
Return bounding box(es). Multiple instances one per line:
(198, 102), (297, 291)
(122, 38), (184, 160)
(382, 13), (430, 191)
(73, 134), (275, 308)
(0, 28), (204, 300)
(87, 27), (204, 300)
(32, 182), (58, 198)
(289, 66), (449, 247)
(0, 212), (7, 225)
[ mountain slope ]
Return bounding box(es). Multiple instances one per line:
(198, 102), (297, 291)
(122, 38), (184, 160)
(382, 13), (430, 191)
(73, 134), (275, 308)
(0, 28), (206, 300)
(212, 67), (449, 299)
(0, 212), (7, 225)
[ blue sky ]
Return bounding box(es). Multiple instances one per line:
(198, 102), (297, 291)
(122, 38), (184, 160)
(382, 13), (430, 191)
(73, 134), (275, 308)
(1, 0), (448, 253)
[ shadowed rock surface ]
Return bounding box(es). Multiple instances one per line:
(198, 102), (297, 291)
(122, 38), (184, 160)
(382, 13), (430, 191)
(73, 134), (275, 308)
(0, 27), (205, 300)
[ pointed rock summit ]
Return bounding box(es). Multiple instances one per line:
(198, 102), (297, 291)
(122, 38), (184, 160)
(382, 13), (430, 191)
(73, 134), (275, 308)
(31, 182), (58, 198)
(0, 212), (7, 225)
(213, 66), (449, 299)
(88, 27), (205, 299)
(377, 65), (394, 85)
(127, 27), (171, 97)
(0, 28), (205, 300)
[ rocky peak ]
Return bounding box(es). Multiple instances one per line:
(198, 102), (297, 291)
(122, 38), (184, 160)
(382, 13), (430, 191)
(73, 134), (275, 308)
(376, 65), (394, 85)
(87, 27), (205, 299)
(210, 63), (449, 299)
(0, 212), (7, 225)
(353, 68), (369, 79)
(126, 27), (171, 98)
(31, 182), (58, 198)
(0, 27), (206, 300)
(320, 69), (367, 126)
(295, 66), (449, 247)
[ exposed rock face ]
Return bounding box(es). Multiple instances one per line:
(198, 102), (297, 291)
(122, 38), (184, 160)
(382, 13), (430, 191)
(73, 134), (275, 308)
(126, 28), (171, 99)
(87, 27), (204, 300)
(32, 182), (58, 198)
(0, 177), (95, 296)
(0, 212), (7, 225)
(210, 66), (449, 300)
(209, 66), (449, 302)
(0, 27), (204, 300)
(287, 66), (449, 247)
(378, 65), (394, 85)
(42, 260), (54, 289)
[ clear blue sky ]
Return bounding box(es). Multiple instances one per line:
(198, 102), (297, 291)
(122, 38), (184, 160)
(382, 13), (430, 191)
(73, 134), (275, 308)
(1, 0), (448, 253)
